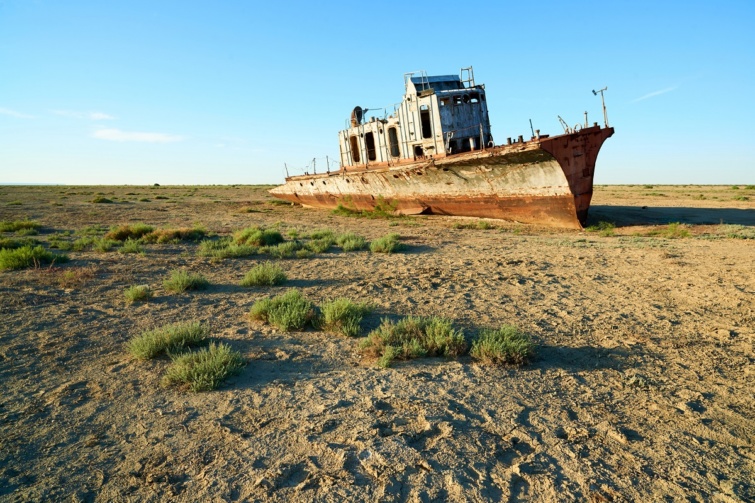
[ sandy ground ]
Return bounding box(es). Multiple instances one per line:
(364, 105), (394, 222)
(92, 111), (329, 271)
(0, 184), (753, 502)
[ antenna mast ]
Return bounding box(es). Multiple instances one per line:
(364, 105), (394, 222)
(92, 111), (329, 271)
(592, 87), (609, 127)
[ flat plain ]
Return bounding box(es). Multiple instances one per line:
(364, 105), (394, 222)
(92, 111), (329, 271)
(1, 184), (753, 502)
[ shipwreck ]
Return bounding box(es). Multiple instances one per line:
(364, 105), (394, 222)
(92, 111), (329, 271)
(270, 67), (614, 228)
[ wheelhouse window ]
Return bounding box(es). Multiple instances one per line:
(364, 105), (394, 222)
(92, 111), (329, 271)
(349, 135), (360, 163)
(388, 127), (400, 157)
(365, 132), (376, 161)
(420, 105), (432, 139)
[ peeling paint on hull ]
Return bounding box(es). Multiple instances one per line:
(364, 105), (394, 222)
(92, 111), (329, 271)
(271, 125), (614, 229)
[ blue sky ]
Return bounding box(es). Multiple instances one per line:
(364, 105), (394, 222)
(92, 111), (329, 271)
(1, 0), (753, 185)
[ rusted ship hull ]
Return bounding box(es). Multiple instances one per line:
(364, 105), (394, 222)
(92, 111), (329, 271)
(270, 125), (614, 229)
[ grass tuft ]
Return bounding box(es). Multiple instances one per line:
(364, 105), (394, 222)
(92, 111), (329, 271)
(105, 223), (154, 241)
(249, 289), (315, 331)
(0, 245), (68, 270)
(336, 232), (367, 251)
(124, 284), (153, 303)
(240, 261), (287, 287)
(120, 238), (144, 254)
(0, 220), (41, 233)
(360, 316), (467, 367)
(470, 325), (534, 366)
(163, 269), (210, 293)
(585, 221), (616, 237)
(370, 233), (403, 253)
(198, 238), (257, 259)
(142, 226), (207, 244)
(91, 196), (113, 204)
(162, 342), (245, 392)
(127, 321), (208, 360)
(233, 226), (284, 247)
(319, 298), (372, 337)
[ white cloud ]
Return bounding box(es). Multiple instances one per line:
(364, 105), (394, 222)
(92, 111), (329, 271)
(632, 87), (678, 102)
(92, 128), (184, 143)
(53, 110), (116, 120)
(0, 107), (34, 119)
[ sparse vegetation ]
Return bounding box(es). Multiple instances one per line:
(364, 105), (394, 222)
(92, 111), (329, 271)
(240, 261), (287, 287)
(360, 316), (467, 368)
(162, 342), (245, 392)
(163, 269), (210, 292)
(586, 221), (616, 237)
(0, 245), (68, 270)
(127, 321), (208, 360)
(319, 298), (372, 337)
(648, 222), (691, 239)
(470, 325), (534, 366)
(370, 233), (403, 253)
(124, 284), (153, 302)
(453, 220), (495, 230)
(332, 196), (400, 219)
(249, 289), (315, 331)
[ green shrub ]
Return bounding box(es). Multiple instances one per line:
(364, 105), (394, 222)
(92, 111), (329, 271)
(306, 236), (335, 253)
(470, 325), (534, 366)
(124, 284), (153, 302)
(249, 289), (315, 331)
(120, 238), (144, 254)
(127, 321), (208, 360)
(263, 240), (303, 259)
(0, 237), (41, 250)
(370, 233), (403, 253)
(162, 342), (245, 392)
(92, 196), (113, 204)
(336, 232), (367, 251)
(360, 316), (467, 367)
(198, 238), (258, 259)
(319, 298), (372, 337)
(105, 223), (154, 241)
(163, 269), (210, 293)
(240, 261), (287, 287)
(93, 238), (119, 252)
(0, 245), (68, 270)
(233, 226), (284, 247)
(0, 220), (41, 233)
(648, 222), (691, 239)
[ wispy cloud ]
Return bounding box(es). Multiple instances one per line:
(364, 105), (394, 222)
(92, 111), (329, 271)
(93, 128), (184, 143)
(53, 110), (116, 120)
(632, 86), (678, 102)
(0, 107), (35, 119)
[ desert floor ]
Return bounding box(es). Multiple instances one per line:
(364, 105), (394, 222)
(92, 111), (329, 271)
(1, 184), (753, 502)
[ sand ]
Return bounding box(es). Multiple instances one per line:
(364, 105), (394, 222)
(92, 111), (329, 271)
(0, 184), (753, 502)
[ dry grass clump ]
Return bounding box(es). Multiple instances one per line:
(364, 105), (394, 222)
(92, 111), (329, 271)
(104, 223), (154, 241)
(163, 269), (210, 293)
(0, 245), (69, 270)
(250, 289), (315, 331)
(319, 298), (372, 337)
(127, 321), (208, 360)
(233, 226), (284, 247)
(240, 261), (287, 287)
(91, 196), (113, 204)
(142, 226), (207, 243)
(162, 342), (245, 392)
(453, 220), (495, 230)
(369, 233), (403, 253)
(0, 220), (42, 233)
(470, 325), (534, 366)
(360, 316), (467, 368)
(124, 285), (153, 303)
